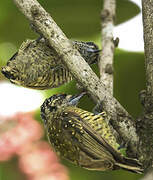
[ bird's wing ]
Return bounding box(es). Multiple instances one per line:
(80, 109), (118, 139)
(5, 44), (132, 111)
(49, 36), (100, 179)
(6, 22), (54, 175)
(61, 109), (117, 170)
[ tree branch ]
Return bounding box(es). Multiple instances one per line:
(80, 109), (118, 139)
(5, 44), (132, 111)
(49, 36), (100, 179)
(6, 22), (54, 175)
(99, 0), (116, 94)
(140, 170), (153, 180)
(135, 0), (153, 169)
(141, 0), (153, 111)
(13, 0), (138, 154)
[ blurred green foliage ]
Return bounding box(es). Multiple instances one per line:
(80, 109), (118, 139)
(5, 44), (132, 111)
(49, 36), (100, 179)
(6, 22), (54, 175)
(0, 0), (140, 44)
(0, 158), (26, 180)
(114, 49), (145, 118)
(0, 0), (144, 180)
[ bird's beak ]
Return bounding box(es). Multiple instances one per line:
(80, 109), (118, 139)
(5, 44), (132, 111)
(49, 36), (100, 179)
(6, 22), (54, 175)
(87, 49), (101, 54)
(68, 92), (86, 106)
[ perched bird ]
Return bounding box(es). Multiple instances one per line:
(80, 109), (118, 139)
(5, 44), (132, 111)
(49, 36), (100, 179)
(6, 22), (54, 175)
(1, 38), (100, 90)
(40, 92), (143, 173)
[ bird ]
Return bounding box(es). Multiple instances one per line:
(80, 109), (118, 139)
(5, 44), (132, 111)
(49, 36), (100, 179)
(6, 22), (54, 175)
(1, 38), (100, 90)
(40, 92), (143, 173)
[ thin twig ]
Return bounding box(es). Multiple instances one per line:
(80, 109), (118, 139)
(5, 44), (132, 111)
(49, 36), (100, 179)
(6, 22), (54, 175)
(99, 0), (116, 94)
(13, 0), (138, 154)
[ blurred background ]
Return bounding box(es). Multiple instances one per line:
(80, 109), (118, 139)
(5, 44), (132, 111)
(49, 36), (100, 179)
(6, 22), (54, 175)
(0, 0), (145, 180)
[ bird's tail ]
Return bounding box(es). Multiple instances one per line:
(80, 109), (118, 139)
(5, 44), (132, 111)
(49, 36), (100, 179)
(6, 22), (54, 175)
(115, 156), (144, 174)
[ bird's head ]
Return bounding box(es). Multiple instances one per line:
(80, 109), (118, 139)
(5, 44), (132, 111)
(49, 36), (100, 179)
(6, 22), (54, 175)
(41, 92), (86, 114)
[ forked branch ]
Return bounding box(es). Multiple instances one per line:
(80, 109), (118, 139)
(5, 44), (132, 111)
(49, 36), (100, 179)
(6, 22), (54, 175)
(13, 0), (138, 155)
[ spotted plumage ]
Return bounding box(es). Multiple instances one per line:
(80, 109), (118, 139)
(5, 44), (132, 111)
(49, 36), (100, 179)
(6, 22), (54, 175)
(41, 93), (143, 173)
(1, 38), (100, 89)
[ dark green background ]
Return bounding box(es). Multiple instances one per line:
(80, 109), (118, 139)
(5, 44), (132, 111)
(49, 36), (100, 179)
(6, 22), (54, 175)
(0, 0), (145, 180)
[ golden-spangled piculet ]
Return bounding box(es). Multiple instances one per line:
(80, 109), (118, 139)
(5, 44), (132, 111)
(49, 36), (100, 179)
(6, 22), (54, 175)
(1, 38), (100, 90)
(40, 92), (143, 173)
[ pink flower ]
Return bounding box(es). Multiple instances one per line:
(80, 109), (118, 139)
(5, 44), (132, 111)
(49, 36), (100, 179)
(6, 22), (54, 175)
(19, 141), (69, 180)
(0, 115), (18, 161)
(0, 113), (43, 160)
(0, 112), (69, 180)
(19, 141), (59, 175)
